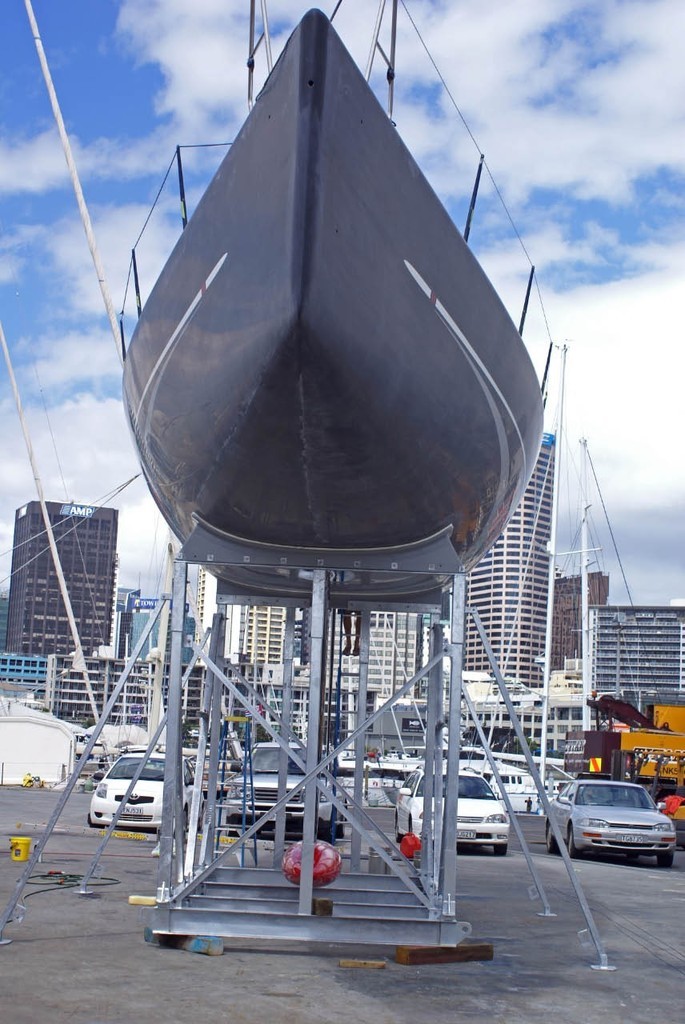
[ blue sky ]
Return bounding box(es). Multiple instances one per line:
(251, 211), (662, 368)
(1, 0), (684, 606)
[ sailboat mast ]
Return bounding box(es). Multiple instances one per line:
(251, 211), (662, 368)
(539, 344), (567, 787)
(580, 439), (592, 730)
(0, 322), (100, 721)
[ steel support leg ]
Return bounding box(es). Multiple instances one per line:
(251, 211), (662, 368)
(350, 609), (370, 871)
(439, 573), (466, 915)
(273, 606), (296, 866)
(298, 570), (328, 914)
(157, 559), (187, 899)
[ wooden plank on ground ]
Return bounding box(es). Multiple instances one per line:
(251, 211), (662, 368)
(338, 959), (386, 970)
(395, 940), (494, 966)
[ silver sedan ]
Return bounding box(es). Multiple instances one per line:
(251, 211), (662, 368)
(545, 779), (676, 867)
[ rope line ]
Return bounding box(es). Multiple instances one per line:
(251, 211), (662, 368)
(400, 0), (553, 351)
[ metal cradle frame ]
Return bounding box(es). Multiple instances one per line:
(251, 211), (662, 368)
(146, 522), (612, 966)
(145, 522), (472, 947)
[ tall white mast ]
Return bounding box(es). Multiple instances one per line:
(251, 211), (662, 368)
(580, 438), (592, 730)
(148, 540), (176, 733)
(0, 322), (100, 721)
(539, 344), (567, 787)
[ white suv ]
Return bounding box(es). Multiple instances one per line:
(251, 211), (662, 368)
(395, 767), (510, 856)
(223, 742), (341, 840)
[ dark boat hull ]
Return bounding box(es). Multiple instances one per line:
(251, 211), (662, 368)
(123, 10), (543, 598)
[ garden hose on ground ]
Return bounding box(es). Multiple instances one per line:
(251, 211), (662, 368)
(24, 870), (121, 898)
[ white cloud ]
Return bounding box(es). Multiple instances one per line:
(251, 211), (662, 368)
(1, 0), (683, 610)
(0, 130), (69, 194)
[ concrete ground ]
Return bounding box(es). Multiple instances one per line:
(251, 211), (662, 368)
(1, 786), (684, 1024)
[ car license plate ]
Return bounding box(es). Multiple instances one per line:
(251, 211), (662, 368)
(124, 805), (144, 815)
(457, 830), (477, 840)
(618, 834), (643, 843)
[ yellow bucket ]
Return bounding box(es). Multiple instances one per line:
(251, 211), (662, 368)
(9, 837), (31, 862)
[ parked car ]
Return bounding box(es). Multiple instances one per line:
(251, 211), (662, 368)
(88, 752), (194, 833)
(395, 768), (510, 856)
(545, 779), (676, 867)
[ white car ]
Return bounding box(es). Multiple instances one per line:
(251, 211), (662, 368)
(395, 768), (510, 856)
(88, 752), (194, 833)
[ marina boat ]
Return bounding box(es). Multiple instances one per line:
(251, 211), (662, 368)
(334, 751), (421, 805)
(122, 9), (543, 600)
(459, 747), (539, 813)
(460, 744), (571, 810)
(458, 749), (540, 811)
(472, 764), (539, 814)
(334, 759), (390, 807)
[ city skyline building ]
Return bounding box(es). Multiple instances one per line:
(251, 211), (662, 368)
(241, 604), (288, 665)
(551, 570), (610, 671)
(366, 610), (422, 699)
(0, 589), (8, 651)
(195, 566), (244, 661)
(590, 603), (685, 707)
(464, 433), (555, 688)
(5, 500), (118, 659)
(44, 649), (205, 726)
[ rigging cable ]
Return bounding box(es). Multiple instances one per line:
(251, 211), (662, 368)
(31, 366), (69, 503)
(586, 449), (634, 607)
(399, 0), (555, 364)
(119, 141), (231, 326)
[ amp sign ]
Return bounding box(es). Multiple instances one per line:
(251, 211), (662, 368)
(60, 503), (95, 518)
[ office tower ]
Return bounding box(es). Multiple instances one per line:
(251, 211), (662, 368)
(464, 433), (555, 687)
(114, 587), (137, 659)
(551, 571), (609, 670)
(0, 590), (8, 652)
(5, 500), (118, 658)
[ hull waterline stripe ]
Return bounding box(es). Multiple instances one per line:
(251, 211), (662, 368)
(133, 252), (228, 424)
(404, 259), (528, 480)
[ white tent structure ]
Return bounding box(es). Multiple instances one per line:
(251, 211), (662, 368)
(0, 698), (77, 785)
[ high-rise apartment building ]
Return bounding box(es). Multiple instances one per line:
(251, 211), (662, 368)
(5, 500), (118, 658)
(590, 603), (685, 706)
(464, 433), (555, 688)
(242, 604), (288, 664)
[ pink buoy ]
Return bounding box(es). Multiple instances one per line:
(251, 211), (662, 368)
(282, 840), (342, 887)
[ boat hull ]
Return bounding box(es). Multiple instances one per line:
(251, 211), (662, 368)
(123, 10), (543, 597)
